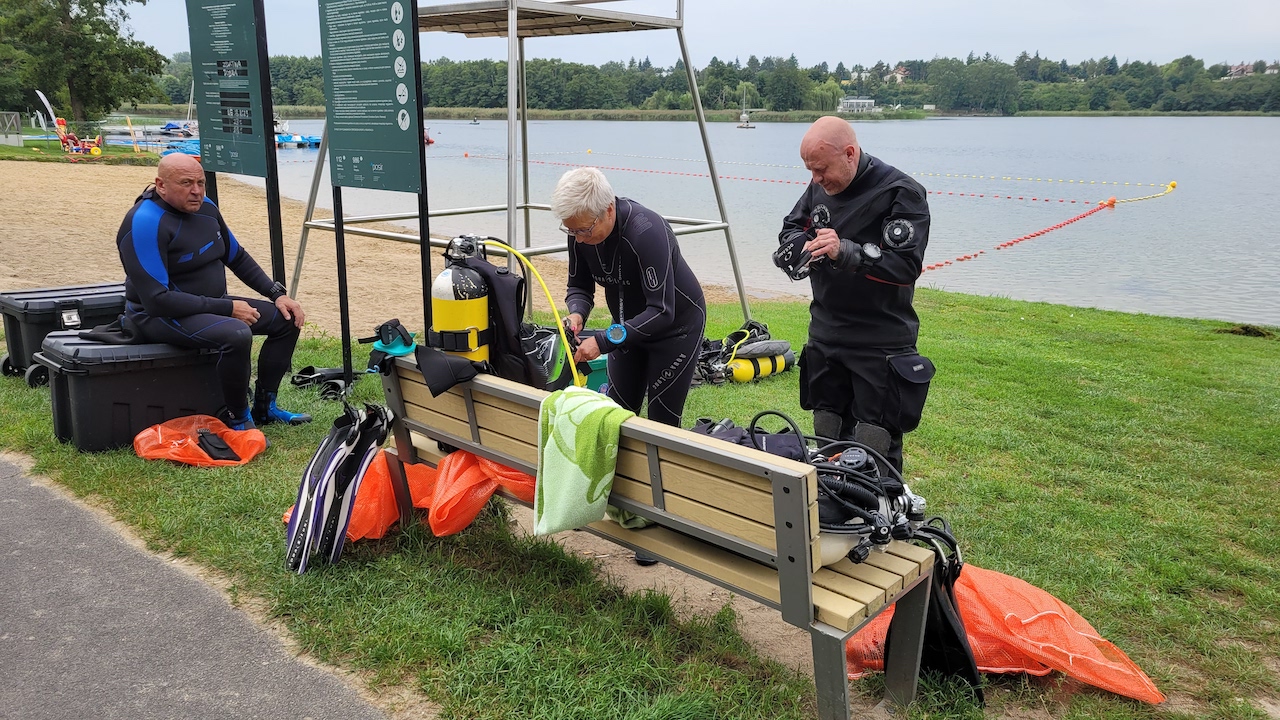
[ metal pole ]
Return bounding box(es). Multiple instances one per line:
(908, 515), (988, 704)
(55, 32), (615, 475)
(411, 0), (434, 332)
(204, 171), (219, 205)
(288, 127), (328, 298)
(518, 36), (532, 249)
(676, 25), (752, 323)
(333, 185), (354, 386)
(253, 0), (287, 285)
(505, 0), (519, 249)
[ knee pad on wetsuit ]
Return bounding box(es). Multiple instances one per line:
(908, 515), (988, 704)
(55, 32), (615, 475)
(853, 421), (892, 460)
(813, 410), (843, 441)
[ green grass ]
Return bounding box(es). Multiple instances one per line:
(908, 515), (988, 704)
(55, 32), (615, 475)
(0, 138), (159, 165)
(2, 290), (1278, 719)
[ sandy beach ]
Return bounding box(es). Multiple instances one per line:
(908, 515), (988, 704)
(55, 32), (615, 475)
(0, 160), (749, 338)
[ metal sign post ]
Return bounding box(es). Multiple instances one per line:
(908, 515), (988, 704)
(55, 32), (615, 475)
(318, 0), (433, 386)
(185, 0), (287, 283)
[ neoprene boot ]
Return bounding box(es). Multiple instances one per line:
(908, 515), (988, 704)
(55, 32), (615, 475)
(220, 406), (257, 432)
(253, 387), (313, 426)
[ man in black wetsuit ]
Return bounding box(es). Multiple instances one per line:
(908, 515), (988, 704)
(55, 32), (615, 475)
(555, 167), (707, 428)
(777, 116), (935, 473)
(116, 153), (310, 431)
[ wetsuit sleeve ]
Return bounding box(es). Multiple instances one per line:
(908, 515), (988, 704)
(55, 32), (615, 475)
(604, 210), (680, 350)
(778, 189), (814, 246)
(220, 212), (282, 300)
(862, 185), (930, 286)
(564, 237), (595, 322)
(117, 202), (234, 317)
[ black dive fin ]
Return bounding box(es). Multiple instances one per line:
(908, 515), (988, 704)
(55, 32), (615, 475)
(316, 404), (393, 564)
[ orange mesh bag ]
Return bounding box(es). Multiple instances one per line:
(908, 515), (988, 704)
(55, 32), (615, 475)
(428, 450), (536, 536)
(847, 564), (1165, 704)
(283, 449), (441, 541)
(134, 415), (267, 467)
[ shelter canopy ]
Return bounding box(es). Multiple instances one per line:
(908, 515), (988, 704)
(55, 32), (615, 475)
(416, 0), (678, 38)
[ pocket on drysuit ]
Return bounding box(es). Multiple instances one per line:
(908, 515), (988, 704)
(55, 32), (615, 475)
(884, 353), (935, 434)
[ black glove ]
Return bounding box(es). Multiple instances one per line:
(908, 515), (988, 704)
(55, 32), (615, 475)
(834, 240), (884, 274)
(773, 234), (814, 281)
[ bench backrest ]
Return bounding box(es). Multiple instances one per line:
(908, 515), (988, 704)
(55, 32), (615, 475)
(382, 357), (933, 633)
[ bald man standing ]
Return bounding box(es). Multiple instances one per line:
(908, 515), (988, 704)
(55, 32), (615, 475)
(116, 154), (310, 431)
(776, 116), (934, 473)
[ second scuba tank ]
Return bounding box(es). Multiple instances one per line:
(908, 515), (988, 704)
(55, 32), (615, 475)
(726, 349), (796, 383)
(430, 235), (490, 362)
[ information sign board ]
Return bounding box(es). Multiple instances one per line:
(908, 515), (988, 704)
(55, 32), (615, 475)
(318, 0), (423, 192)
(186, 0), (271, 177)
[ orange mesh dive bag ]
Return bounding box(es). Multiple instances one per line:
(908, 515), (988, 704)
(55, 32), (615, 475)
(846, 564), (1165, 704)
(134, 415), (267, 467)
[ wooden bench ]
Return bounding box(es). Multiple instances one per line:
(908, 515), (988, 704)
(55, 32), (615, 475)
(378, 356), (935, 720)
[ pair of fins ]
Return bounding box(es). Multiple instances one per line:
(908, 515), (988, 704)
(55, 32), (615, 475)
(285, 402), (393, 573)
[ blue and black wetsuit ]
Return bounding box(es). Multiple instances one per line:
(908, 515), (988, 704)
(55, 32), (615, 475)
(566, 197), (706, 426)
(116, 188), (298, 417)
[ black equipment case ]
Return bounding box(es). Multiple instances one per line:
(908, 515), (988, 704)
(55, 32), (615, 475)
(34, 331), (223, 452)
(0, 283), (127, 386)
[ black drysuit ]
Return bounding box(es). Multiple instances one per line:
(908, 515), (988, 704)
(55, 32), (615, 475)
(779, 152), (933, 471)
(566, 197), (706, 426)
(116, 189), (297, 417)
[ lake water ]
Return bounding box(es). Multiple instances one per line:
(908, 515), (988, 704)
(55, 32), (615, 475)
(254, 116), (1280, 326)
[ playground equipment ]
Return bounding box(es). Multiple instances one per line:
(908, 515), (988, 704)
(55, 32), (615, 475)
(54, 118), (103, 156)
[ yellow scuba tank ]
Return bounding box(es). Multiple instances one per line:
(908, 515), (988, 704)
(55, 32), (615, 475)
(726, 349), (796, 383)
(429, 235), (490, 362)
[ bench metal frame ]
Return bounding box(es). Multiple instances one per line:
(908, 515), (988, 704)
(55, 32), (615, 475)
(379, 358), (933, 718)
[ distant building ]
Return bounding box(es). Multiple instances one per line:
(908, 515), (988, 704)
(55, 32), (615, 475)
(839, 96), (876, 113)
(1224, 63), (1254, 79)
(1268, 64), (1280, 75)
(922, 104), (937, 111)
(883, 65), (910, 85)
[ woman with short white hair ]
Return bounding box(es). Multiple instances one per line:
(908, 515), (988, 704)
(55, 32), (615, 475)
(553, 167), (706, 429)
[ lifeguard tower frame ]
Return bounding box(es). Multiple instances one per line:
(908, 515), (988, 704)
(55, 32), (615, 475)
(292, 0), (752, 322)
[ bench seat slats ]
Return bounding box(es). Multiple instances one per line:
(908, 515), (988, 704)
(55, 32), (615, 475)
(813, 585), (868, 629)
(862, 550), (920, 582)
(828, 559), (903, 595)
(813, 568), (886, 609)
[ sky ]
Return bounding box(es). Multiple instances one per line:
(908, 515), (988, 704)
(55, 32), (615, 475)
(125, 0), (1279, 69)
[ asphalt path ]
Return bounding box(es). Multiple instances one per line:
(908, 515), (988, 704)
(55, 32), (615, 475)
(0, 457), (388, 720)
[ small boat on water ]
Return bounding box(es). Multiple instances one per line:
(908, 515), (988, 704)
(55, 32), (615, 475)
(160, 121), (197, 137)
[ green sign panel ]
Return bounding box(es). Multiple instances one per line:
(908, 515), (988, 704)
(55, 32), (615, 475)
(185, 0), (270, 177)
(318, 0), (422, 192)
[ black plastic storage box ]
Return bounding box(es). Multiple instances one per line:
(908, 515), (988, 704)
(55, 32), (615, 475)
(34, 331), (224, 452)
(0, 283), (127, 387)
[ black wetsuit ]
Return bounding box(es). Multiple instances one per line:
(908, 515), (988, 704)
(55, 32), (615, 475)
(116, 189), (297, 417)
(566, 197), (706, 426)
(779, 152), (933, 471)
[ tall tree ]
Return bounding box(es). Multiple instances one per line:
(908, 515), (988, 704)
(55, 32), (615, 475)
(0, 0), (164, 121)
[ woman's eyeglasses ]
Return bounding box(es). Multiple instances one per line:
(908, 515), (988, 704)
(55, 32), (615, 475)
(560, 214), (602, 237)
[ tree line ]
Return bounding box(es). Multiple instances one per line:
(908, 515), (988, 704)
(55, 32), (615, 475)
(3, 0), (1278, 120)
(164, 51), (1280, 115)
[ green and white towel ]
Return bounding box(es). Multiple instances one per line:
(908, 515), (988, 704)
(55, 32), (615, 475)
(534, 386), (635, 535)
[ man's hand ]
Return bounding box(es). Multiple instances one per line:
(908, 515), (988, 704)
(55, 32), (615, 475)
(276, 295), (306, 328)
(231, 299), (260, 325)
(804, 228), (842, 261)
(573, 336), (601, 364)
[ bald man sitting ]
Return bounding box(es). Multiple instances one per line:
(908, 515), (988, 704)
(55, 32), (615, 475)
(115, 154), (310, 431)
(777, 116), (934, 473)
